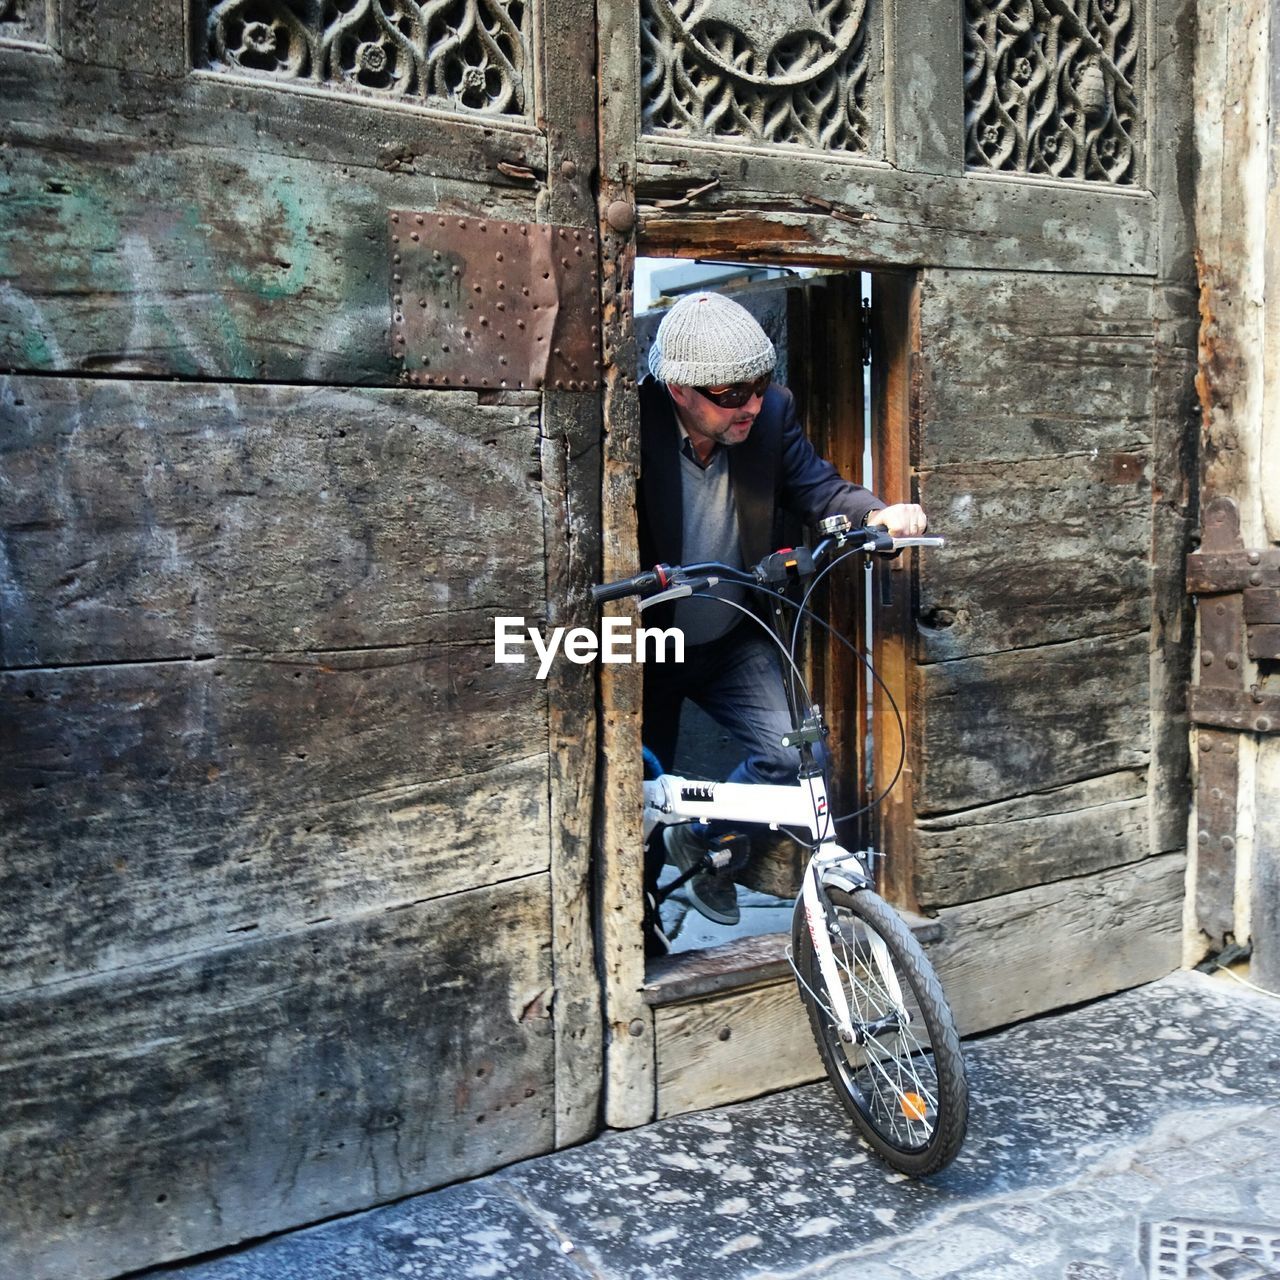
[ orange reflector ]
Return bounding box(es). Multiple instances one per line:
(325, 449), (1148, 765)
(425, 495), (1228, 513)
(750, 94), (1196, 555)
(900, 1092), (928, 1121)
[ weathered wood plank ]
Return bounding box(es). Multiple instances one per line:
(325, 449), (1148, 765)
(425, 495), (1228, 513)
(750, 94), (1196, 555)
(597, 123), (654, 1128)
(0, 878), (556, 1280)
(0, 378), (545, 665)
(1, 649), (546, 992)
(886, 0), (964, 175)
(916, 270), (1154, 467)
(0, 131), (538, 383)
(914, 632), (1151, 814)
(654, 979), (823, 1119)
(636, 160), (1155, 276)
(917, 453), (1152, 661)
(914, 771), (1150, 909)
(0, 46), (544, 179)
(541, 388), (604, 1147)
(929, 853), (1185, 1035)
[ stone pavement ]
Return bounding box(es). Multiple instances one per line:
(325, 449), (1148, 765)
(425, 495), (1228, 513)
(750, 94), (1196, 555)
(143, 971), (1280, 1280)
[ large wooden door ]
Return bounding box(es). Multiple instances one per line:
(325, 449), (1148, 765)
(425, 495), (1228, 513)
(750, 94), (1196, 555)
(596, 0), (1199, 1125)
(1, 4), (601, 1276)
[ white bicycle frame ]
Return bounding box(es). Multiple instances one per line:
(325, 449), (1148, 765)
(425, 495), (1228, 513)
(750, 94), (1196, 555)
(643, 770), (898, 1044)
(630, 530), (942, 1048)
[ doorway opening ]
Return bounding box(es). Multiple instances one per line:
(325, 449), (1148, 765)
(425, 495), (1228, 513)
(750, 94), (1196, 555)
(634, 258), (888, 965)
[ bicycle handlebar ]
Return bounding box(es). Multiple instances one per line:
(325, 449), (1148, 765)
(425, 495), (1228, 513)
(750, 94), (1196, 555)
(591, 529), (944, 604)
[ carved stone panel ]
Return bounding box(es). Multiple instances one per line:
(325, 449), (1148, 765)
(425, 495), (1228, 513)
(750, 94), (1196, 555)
(964, 0), (1143, 185)
(195, 0), (533, 120)
(640, 0), (879, 156)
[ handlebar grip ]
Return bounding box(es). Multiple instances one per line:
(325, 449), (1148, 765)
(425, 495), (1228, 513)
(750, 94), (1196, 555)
(591, 570), (661, 604)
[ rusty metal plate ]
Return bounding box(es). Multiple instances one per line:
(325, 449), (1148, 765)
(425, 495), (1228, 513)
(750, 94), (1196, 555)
(1195, 729), (1238, 948)
(389, 212), (601, 392)
(1186, 551), (1280, 593)
(1195, 498), (1246, 689)
(1247, 625), (1280, 661)
(1244, 587), (1280, 624)
(1189, 686), (1280, 734)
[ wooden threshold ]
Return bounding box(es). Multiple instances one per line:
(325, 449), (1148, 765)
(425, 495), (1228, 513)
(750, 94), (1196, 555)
(643, 911), (946, 1007)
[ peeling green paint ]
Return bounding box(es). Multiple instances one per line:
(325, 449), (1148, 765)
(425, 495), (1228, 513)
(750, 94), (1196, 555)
(226, 173), (316, 302)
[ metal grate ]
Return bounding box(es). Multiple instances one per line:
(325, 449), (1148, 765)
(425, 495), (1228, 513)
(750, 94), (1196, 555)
(1144, 1218), (1280, 1280)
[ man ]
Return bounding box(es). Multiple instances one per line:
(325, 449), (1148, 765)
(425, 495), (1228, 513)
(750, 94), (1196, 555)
(639, 290), (926, 930)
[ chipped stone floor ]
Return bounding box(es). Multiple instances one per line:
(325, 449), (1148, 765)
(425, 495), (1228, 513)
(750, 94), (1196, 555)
(143, 972), (1280, 1280)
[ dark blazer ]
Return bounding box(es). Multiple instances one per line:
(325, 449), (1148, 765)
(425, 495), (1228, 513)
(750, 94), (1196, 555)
(637, 377), (884, 573)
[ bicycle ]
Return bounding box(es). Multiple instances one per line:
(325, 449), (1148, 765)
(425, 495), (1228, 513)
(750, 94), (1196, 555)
(592, 515), (969, 1176)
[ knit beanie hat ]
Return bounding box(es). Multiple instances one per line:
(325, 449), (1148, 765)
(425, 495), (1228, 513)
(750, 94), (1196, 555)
(647, 291), (776, 385)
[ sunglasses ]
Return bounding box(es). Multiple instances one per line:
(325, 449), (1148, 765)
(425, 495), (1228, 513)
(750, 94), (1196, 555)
(692, 373), (772, 409)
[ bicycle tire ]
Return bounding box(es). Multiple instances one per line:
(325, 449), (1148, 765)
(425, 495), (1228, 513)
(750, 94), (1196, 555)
(792, 885), (968, 1175)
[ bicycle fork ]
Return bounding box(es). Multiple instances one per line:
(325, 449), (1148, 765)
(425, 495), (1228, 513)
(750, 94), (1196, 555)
(801, 860), (909, 1045)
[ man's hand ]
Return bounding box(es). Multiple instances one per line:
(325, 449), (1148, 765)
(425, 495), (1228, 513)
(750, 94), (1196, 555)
(865, 504), (928, 536)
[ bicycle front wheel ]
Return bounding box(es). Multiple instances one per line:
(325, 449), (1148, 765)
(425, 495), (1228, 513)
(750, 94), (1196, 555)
(792, 885), (968, 1175)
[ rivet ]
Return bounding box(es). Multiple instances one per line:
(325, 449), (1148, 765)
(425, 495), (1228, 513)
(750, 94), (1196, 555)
(1202, 652), (1214, 666)
(1222, 835), (1236, 851)
(392, 273), (401, 283)
(496, 252), (504, 262)
(392, 254), (401, 264)
(480, 317), (489, 326)
(459, 220), (467, 229)
(718, 1027), (731, 1042)
(479, 222), (487, 231)
(441, 344), (450, 352)
(396, 334), (405, 344)
(500, 355), (508, 365)
(562, 258), (570, 268)
(556, 379), (565, 388)
(391, 213), (400, 224)
(451, 266), (461, 276)
(419, 298), (428, 308)
(628, 1019), (645, 1037)
(498, 331), (505, 340)
(411, 232), (420, 241)
(462, 375), (470, 384)
(559, 229), (567, 239)
(415, 214), (424, 225)
(521, 226), (529, 236)
(517, 319), (526, 329)
(433, 250), (441, 260)
(1259, 718), (1273, 732)
(1250, 572), (1263, 586)
(574, 229), (582, 240)
(1202, 740), (1213, 752)
(522, 286), (530, 296)
(394, 313), (403, 323)
(463, 328), (472, 338)
(473, 283), (483, 293)
(1226, 654), (1239, 669)
(1248, 551), (1261, 564)
(497, 281), (506, 290)
(393, 295), (402, 306)
(438, 217), (446, 226)
(554, 347), (563, 356)
(1216, 603), (1226, 615)
(575, 246), (583, 256)
(392, 234), (400, 244)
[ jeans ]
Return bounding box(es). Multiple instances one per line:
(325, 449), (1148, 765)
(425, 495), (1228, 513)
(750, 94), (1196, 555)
(643, 622), (811, 881)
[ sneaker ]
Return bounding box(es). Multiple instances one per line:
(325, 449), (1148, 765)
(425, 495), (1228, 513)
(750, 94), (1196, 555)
(663, 824), (741, 926)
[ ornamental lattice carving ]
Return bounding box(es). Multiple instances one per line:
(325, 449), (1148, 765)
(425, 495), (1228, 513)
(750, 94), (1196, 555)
(965, 0), (1141, 185)
(641, 0), (875, 155)
(198, 0), (531, 119)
